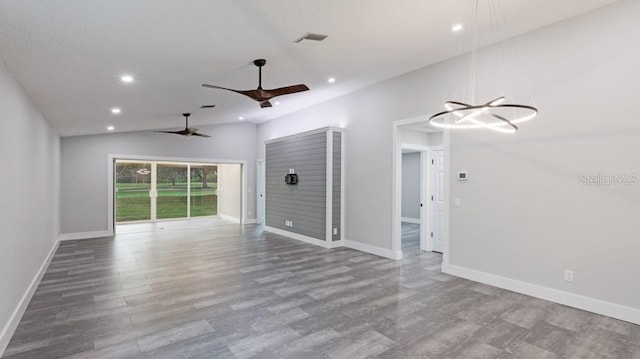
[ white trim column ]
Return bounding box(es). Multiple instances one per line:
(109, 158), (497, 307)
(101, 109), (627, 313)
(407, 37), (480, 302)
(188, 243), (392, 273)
(186, 164), (191, 218)
(325, 130), (334, 242)
(150, 162), (157, 221)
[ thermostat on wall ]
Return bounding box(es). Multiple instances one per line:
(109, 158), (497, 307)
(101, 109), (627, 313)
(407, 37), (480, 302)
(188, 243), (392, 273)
(457, 172), (468, 181)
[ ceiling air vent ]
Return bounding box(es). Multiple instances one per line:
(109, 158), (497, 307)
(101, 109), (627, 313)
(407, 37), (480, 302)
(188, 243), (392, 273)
(293, 32), (328, 43)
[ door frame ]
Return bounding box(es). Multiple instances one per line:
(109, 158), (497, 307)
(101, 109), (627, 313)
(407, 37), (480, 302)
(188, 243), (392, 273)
(427, 145), (444, 252)
(108, 154), (247, 235)
(392, 116), (451, 266)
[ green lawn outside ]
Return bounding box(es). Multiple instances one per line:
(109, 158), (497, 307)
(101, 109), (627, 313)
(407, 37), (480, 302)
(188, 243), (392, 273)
(116, 182), (217, 198)
(115, 182), (217, 222)
(156, 196), (187, 219)
(190, 195), (218, 217)
(116, 195), (217, 222)
(117, 182), (216, 190)
(116, 197), (151, 221)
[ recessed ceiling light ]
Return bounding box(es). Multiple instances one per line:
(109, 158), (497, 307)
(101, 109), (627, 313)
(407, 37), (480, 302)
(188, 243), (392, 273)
(452, 24), (463, 32)
(274, 101), (280, 106)
(107, 126), (115, 131)
(120, 75), (134, 83)
(328, 77), (336, 83)
(238, 116), (244, 120)
(111, 108), (121, 114)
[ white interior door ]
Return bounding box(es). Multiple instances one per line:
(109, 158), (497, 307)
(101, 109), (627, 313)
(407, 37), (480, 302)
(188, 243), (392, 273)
(257, 160), (265, 224)
(431, 149), (445, 253)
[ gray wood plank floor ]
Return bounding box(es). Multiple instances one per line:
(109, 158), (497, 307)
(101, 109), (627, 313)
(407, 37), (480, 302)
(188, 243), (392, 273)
(3, 219), (639, 358)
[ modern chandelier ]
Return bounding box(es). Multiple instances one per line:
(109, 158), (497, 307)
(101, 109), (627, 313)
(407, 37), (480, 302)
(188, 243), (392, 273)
(429, 0), (538, 134)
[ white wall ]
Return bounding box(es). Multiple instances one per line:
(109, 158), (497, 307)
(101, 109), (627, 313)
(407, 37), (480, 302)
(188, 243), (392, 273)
(217, 163), (242, 222)
(400, 129), (430, 147)
(257, 1), (640, 319)
(447, 1), (640, 312)
(60, 123), (256, 235)
(428, 132), (443, 146)
(0, 61), (60, 352)
(401, 152), (421, 220)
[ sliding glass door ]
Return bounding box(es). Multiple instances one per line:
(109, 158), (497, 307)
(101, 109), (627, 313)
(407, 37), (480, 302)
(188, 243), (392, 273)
(115, 160), (218, 223)
(115, 162), (152, 222)
(157, 164), (188, 219)
(190, 165), (217, 217)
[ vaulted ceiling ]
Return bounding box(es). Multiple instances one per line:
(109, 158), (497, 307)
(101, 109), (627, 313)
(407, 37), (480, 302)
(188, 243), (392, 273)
(0, 0), (615, 136)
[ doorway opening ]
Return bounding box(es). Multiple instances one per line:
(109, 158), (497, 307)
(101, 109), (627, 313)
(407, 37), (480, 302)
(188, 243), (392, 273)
(393, 118), (447, 261)
(113, 159), (242, 232)
(399, 144), (444, 253)
(400, 149), (422, 252)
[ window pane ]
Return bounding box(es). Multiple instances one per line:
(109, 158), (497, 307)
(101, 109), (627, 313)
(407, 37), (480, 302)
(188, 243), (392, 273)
(157, 164), (188, 219)
(115, 162), (151, 222)
(190, 165), (217, 217)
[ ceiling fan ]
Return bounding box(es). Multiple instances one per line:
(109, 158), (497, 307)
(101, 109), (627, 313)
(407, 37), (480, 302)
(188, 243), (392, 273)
(155, 113), (211, 138)
(202, 59), (309, 108)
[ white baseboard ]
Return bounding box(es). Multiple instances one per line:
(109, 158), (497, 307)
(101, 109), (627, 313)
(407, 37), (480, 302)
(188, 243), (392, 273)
(345, 240), (402, 260)
(327, 239), (345, 249)
(264, 226), (333, 249)
(0, 238), (59, 356)
(401, 217), (420, 224)
(219, 214), (241, 224)
(442, 263), (640, 325)
(59, 230), (113, 241)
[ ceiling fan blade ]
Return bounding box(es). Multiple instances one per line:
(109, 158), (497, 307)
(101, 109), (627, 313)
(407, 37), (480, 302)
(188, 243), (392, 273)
(201, 84), (235, 91)
(203, 60), (309, 108)
(155, 130), (190, 136)
(191, 132), (211, 138)
(262, 84), (309, 99)
(202, 83), (263, 100)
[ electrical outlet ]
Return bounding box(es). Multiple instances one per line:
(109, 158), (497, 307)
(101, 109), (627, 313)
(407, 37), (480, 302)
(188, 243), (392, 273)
(564, 270), (574, 282)
(290, 220), (293, 227)
(333, 227), (338, 235)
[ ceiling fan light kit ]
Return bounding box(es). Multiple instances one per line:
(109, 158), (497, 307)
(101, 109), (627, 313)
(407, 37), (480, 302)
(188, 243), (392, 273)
(429, 0), (538, 134)
(202, 59), (309, 109)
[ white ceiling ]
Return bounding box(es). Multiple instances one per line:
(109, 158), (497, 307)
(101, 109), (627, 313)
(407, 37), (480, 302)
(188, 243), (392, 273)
(0, 0), (615, 136)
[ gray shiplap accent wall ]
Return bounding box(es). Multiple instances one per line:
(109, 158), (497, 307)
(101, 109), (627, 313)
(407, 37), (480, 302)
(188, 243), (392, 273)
(332, 131), (341, 241)
(266, 132), (327, 240)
